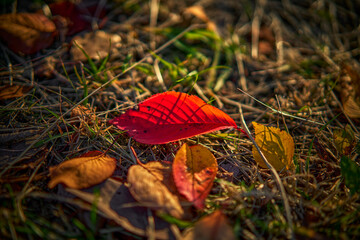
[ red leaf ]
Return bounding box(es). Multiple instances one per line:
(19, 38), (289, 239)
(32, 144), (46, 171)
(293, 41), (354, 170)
(109, 91), (237, 144)
(0, 13), (56, 54)
(172, 143), (218, 209)
(47, 1), (107, 36)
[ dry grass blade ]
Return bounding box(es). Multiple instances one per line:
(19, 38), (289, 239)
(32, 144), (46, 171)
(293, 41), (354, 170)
(0, 23), (204, 178)
(239, 104), (294, 240)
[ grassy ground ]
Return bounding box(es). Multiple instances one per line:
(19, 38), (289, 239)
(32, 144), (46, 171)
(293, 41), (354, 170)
(1, 0), (360, 239)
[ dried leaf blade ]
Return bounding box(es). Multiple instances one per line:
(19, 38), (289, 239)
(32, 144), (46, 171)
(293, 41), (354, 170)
(127, 161), (184, 219)
(49, 150), (117, 189)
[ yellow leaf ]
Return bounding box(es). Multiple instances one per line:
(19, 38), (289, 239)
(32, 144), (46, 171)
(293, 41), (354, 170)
(333, 125), (356, 156)
(252, 122), (295, 171)
(48, 151), (117, 189)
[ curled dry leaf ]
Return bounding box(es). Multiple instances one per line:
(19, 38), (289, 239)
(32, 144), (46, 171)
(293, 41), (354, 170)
(341, 63), (360, 118)
(0, 85), (33, 100)
(183, 210), (236, 240)
(109, 91), (238, 144)
(252, 122), (295, 171)
(0, 13), (56, 54)
(49, 150), (117, 189)
(127, 161), (184, 219)
(173, 143), (218, 209)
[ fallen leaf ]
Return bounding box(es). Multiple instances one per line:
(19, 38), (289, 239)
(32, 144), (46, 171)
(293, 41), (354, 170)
(46, 1), (107, 36)
(340, 62), (360, 118)
(0, 13), (56, 54)
(173, 143), (218, 209)
(71, 30), (121, 61)
(334, 125), (356, 156)
(0, 85), (32, 100)
(252, 122), (295, 171)
(109, 91), (238, 144)
(183, 210), (236, 240)
(127, 161), (184, 218)
(48, 150), (117, 189)
(67, 178), (170, 239)
(340, 156), (360, 195)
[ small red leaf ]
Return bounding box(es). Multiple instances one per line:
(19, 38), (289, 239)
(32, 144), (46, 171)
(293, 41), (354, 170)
(109, 91), (237, 144)
(172, 143), (218, 209)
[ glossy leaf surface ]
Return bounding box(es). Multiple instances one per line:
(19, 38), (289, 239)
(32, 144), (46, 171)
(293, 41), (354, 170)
(109, 91), (237, 144)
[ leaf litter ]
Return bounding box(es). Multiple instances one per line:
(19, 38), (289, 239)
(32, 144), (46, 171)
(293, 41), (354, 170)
(1, 1), (360, 239)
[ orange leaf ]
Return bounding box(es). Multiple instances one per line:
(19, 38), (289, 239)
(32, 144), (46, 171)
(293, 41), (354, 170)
(0, 13), (56, 54)
(172, 143), (218, 209)
(127, 161), (184, 218)
(183, 210), (236, 240)
(252, 122), (295, 171)
(48, 150), (117, 189)
(0, 85), (32, 100)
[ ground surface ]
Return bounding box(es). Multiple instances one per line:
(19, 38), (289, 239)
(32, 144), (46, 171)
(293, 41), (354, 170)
(0, 0), (360, 239)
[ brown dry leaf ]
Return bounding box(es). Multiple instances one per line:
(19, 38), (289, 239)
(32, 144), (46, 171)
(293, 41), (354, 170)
(341, 63), (360, 118)
(183, 210), (236, 240)
(127, 161), (184, 219)
(49, 150), (117, 189)
(71, 30), (121, 61)
(0, 85), (33, 100)
(333, 125), (356, 156)
(67, 178), (170, 239)
(252, 122), (295, 171)
(0, 13), (56, 54)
